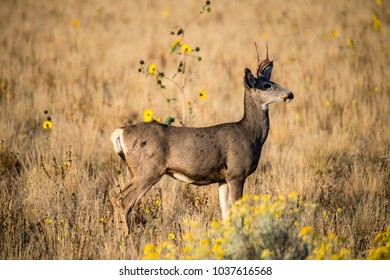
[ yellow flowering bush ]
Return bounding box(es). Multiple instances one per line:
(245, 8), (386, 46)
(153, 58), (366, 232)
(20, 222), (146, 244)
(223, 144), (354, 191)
(367, 226), (390, 260)
(306, 233), (351, 260)
(143, 241), (177, 260)
(214, 193), (308, 259)
(142, 193), (352, 260)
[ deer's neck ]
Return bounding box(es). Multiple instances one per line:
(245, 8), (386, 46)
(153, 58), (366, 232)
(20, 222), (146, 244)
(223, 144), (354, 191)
(240, 90), (270, 145)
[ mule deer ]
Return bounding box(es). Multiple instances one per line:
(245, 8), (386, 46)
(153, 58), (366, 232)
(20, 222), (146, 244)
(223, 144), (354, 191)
(111, 48), (294, 233)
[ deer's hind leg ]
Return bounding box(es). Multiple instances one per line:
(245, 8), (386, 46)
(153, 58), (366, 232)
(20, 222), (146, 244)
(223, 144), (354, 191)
(115, 166), (164, 234)
(112, 177), (134, 234)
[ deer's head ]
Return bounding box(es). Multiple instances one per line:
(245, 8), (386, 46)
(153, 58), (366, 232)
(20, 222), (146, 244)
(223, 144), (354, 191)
(244, 45), (294, 109)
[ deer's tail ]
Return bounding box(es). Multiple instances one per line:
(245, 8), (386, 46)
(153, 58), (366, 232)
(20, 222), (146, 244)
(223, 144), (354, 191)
(111, 128), (126, 161)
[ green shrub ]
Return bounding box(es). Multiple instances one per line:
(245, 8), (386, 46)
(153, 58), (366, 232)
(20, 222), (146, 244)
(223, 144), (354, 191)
(143, 193), (352, 260)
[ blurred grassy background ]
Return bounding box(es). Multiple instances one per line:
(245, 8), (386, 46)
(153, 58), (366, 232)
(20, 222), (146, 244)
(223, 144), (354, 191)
(0, 0), (389, 259)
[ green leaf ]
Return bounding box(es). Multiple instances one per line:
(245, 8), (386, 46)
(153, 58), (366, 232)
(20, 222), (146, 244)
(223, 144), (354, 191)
(164, 116), (175, 125)
(166, 98), (176, 103)
(171, 44), (178, 53)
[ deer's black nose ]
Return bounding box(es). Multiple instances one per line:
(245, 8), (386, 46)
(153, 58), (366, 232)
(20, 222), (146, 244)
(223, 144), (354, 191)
(283, 92), (294, 103)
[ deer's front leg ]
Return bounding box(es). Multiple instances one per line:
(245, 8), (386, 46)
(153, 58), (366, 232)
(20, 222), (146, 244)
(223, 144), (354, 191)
(227, 178), (244, 207)
(219, 179), (244, 219)
(218, 182), (230, 220)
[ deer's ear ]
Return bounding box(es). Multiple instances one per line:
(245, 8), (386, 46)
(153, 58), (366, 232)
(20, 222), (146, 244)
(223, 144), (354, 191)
(244, 68), (256, 88)
(260, 62), (273, 81)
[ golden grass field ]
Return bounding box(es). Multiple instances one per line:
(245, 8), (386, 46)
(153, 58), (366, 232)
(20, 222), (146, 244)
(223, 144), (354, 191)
(0, 0), (389, 259)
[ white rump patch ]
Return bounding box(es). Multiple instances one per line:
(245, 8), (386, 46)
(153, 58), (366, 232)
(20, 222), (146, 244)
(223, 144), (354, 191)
(111, 128), (127, 156)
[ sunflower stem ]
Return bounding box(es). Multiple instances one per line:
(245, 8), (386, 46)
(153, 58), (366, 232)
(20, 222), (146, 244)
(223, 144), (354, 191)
(180, 54), (187, 126)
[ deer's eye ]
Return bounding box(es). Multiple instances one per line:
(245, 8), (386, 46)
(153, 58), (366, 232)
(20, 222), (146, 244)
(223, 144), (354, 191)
(263, 83), (271, 89)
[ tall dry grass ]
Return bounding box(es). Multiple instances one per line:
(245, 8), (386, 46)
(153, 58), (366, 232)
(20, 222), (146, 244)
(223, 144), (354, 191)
(0, 0), (389, 259)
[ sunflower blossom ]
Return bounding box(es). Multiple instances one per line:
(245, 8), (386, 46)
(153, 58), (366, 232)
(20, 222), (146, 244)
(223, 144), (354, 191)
(143, 109), (153, 122)
(148, 64), (157, 75)
(198, 89), (207, 99)
(43, 120), (52, 129)
(181, 44), (192, 55)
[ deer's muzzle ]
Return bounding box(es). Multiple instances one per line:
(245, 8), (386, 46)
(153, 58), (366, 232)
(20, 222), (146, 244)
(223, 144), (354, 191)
(283, 92), (294, 103)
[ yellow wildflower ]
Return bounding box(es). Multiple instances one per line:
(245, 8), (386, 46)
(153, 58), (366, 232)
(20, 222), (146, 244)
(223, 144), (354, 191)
(72, 19), (80, 28)
(211, 221), (220, 229)
(261, 249), (271, 259)
(181, 44), (192, 54)
(331, 30), (338, 38)
(182, 247), (190, 253)
(168, 233), (175, 240)
(261, 194), (270, 202)
(148, 64), (157, 75)
(143, 109), (153, 122)
(261, 32), (268, 39)
(299, 226), (314, 237)
(156, 199), (161, 206)
(346, 38), (353, 48)
(325, 100), (331, 107)
(198, 89), (207, 99)
(288, 192), (298, 202)
(143, 244), (159, 260)
(373, 14), (381, 30)
(184, 232), (193, 240)
(43, 120), (52, 129)
(171, 37), (182, 47)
